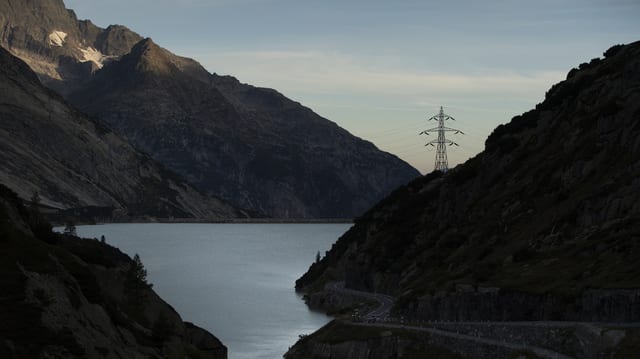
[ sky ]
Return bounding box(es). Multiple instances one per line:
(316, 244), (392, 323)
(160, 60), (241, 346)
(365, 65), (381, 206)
(64, 0), (640, 174)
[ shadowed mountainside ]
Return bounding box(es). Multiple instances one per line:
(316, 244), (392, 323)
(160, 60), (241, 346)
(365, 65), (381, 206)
(68, 38), (419, 218)
(296, 41), (640, 316)
(0, 45), (243, 220)
(0, 184), (227, 358)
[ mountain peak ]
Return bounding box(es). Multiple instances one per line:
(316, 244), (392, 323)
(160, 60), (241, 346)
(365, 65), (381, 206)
(133, 37), (156, 50)
(128, 38), (175, 75)
(94, 24), (143, 56)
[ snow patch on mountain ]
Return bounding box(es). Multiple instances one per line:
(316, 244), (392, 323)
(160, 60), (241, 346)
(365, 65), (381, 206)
(79, 47), (115, 68)
(48, 31), (67, 47)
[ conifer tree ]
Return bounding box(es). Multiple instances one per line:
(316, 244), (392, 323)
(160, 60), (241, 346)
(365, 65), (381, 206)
(125, 253), (153, 307)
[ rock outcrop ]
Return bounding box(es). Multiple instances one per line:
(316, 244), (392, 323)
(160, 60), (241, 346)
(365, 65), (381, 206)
(296, 41), (640, 321)
(0, 45), (242, 220)
(1, 0), (420, 219)
(0, 184), (227, 358)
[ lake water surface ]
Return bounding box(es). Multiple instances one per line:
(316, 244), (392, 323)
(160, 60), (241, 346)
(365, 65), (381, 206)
(73, 223), (350, 359)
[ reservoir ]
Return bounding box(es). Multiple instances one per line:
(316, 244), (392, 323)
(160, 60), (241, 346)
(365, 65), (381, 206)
(73, 223), (350, 359)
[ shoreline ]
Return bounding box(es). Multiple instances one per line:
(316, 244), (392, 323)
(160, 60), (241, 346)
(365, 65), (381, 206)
(37, 203), (354, 226)
(52, 218), (354, 226)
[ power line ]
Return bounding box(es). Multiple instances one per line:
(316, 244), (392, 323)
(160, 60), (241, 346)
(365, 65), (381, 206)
(420, 106), (463, 172)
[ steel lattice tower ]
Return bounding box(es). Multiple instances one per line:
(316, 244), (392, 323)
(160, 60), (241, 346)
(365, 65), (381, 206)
(420, 106), (463, 172)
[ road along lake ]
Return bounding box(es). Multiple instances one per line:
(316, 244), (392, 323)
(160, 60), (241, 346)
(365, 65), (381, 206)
(70, 223), (351, 359)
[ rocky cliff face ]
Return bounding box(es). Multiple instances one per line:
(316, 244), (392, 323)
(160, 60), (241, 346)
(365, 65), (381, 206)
(296, 41), (640, 317)
(0, 0), (142, 94)
(0, 184), (227, 358)
(0, 45), (242, 220)
(1, 0), (420, 218)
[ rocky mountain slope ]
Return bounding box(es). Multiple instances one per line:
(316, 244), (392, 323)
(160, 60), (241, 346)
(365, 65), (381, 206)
(0, 183), (227, 358)
(296, 41), (640, 320)
(0, 45), (242, 220)
(1, 0), (420, 218)
(0, 0), (142, 95)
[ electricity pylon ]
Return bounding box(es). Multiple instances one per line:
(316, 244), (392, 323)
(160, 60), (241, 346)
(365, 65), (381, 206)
(420, 106), (463, 172)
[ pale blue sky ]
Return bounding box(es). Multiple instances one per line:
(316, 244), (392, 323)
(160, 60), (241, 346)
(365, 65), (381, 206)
(64, 0), (639, 173)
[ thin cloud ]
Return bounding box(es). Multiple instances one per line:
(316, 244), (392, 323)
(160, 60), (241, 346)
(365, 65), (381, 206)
(197, 49), (564, 97)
